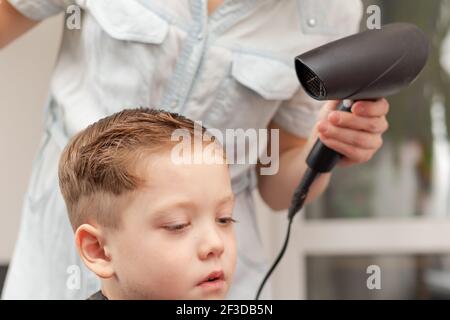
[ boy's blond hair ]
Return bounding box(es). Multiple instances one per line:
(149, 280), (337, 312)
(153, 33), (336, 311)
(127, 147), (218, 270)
(58, 108), (213, 230)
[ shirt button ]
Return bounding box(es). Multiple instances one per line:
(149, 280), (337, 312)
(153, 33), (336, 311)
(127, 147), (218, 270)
(197, 33), (203, 40)
(172, 100), (178, 108)
(307, 18), (317, 27)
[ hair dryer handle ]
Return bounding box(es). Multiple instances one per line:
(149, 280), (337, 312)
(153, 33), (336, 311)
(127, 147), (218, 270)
(306, 100), (353, 173)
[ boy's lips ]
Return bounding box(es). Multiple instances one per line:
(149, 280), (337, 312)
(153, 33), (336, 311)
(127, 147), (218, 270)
(197, 270), (225, 289)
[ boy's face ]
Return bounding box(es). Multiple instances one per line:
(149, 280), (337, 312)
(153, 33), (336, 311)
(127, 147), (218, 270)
(104, 150), (237, 299)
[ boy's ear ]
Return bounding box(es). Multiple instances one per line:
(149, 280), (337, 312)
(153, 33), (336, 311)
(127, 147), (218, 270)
(75, 224), (114, 279)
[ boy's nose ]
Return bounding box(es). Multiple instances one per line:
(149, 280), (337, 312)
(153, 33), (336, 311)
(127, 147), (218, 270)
(198, 227), (224, 260)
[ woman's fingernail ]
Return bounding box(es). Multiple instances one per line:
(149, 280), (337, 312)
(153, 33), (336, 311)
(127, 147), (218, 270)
(328, 112), (339, 123)
(357, 106), (365, 115)
(318, 122), (327, 133)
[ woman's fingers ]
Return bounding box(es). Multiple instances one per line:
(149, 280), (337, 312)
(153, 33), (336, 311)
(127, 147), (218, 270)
(324, 112), (389, 134)
(351, 98), (390, 117)
(317, 122), (383, 150)
(317, 133), (376, 164)
(312, 98), (390, 166)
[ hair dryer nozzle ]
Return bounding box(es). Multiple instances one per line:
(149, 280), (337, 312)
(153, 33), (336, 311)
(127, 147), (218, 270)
(295, 23), (430, 101)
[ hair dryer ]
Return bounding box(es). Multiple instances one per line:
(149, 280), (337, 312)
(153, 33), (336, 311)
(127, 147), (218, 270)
(294, 23), (429, 184)
(256, 23), (430, 300)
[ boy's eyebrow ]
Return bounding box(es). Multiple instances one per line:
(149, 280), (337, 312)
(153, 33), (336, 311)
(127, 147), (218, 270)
(216, 194), (235, 208)
(149, 194), (235, 220)
(150, 199), (197, 218)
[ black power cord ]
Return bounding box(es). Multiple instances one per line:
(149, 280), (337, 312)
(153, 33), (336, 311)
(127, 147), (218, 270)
(255, 167), (318, 300)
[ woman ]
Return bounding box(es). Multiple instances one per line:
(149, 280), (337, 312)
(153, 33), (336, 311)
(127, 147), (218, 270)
(0, 0), (389, 299)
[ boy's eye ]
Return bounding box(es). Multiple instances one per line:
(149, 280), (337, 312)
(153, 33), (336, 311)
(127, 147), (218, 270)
(217, 217), (238, 225)
(164, 223), (190, 232)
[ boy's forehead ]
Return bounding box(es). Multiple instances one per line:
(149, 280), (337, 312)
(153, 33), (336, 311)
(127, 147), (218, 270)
(138, 146), (228, 174)
(133, 149), (231, 194)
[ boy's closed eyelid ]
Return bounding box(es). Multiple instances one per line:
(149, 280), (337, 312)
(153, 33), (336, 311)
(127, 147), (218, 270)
(152, 216), (190, 231)
(217, 217), (238, 224)
(163, 222), (191, 232)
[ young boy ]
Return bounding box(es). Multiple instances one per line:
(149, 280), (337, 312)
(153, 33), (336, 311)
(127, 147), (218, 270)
(58, 108), (237, 300)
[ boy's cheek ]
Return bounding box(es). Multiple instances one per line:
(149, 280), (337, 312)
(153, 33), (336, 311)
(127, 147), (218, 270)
(228, 235), (238, 276)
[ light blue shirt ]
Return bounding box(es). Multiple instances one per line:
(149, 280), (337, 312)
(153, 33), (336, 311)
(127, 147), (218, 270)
(3, 0), (362, 299)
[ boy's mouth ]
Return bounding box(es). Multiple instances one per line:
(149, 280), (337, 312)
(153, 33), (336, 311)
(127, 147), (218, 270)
(197, 270), (225, 286)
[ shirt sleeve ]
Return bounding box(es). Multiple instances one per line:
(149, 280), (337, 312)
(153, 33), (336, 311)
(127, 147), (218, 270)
(7, 0), (74, 21)
(272, 89), (325, 138)
(272, 0), (363, 138)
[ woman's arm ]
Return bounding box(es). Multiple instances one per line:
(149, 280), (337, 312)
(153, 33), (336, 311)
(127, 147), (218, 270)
(258, 99), (389, 211)
(0, 0), (38, 49)
(257, 120), (332, 211)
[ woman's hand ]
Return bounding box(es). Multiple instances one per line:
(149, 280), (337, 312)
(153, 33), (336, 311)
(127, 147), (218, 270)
(313, 98), (390, 167)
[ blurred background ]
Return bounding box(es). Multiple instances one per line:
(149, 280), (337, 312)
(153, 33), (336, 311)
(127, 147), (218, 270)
(2, 0), (450, 299)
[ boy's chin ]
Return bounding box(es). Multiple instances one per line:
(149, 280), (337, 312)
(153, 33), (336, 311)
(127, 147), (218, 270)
(195, 290), (229, 300)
